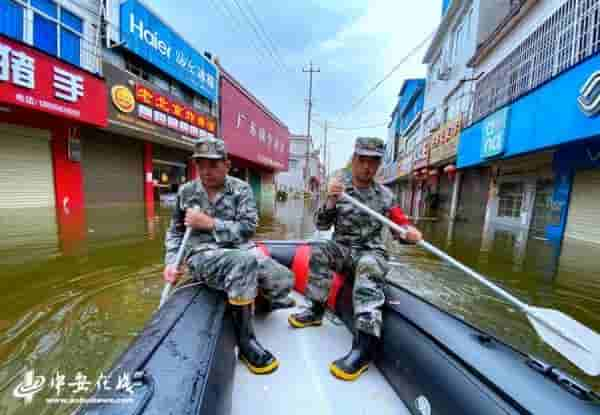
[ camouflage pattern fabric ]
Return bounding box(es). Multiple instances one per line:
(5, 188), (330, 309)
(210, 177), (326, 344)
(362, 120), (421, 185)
(187, 246), (293, 305)
(164, 176), (294, 305)
(309, 170), (402, 337)
(315, 170), (396, 251)
(306, 241), (389, 337)
(353, 136), (386, 158)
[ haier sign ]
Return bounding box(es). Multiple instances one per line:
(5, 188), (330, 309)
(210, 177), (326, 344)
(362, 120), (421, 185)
(120, 0), (218, 102)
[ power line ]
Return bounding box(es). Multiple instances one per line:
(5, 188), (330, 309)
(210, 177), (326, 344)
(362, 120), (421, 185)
(230, 0), (287, 76)
(211, 0), (276, 72)
(239, 0), (291, 73)
(336, 29), (436, 121)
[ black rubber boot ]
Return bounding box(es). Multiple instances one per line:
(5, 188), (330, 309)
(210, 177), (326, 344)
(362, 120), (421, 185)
(330, 331), (377, 381)
(255, 295), (296, 314)
(231, 305), (279, 374)
(288, 301), (325, 328)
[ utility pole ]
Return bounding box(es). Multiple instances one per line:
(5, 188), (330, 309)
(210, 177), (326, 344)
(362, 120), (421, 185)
(303, 61), (319, 191)
(323, 120), (328, 189)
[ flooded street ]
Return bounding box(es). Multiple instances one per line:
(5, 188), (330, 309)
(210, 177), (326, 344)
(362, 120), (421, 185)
(0, 199), (599, 414)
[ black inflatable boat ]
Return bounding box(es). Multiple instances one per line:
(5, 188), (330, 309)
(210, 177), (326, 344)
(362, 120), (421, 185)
(74, 240), (600, 415)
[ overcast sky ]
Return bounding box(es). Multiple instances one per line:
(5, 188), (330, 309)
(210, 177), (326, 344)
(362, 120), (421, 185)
(151, 0), (441, 171)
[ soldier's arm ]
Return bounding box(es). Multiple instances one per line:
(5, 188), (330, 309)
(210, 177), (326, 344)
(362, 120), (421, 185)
(165, 192), (186, 265)
(213, 185), (258, 244)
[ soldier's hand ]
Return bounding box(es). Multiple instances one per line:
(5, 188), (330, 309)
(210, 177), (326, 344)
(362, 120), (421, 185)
(185, 209), (215, 231)
(163, 264), (184, 283)
(326, 178), (344, 205)
(402, 225), (423, 243)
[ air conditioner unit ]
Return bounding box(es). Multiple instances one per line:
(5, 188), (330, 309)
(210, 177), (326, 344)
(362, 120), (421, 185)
(437, 63), (451, 81)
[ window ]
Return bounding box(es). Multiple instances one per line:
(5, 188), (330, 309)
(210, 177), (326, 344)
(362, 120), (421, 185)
(193, 94), (212, 114)
(0, 0), (24, 40)
(497, 182), (524, 218)
(3, 0), (83, 67)
(126, 60), (150, 81)
(289, 159), (298, 170)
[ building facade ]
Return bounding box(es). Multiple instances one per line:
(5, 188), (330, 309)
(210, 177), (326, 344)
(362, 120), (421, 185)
(0, 0), (108, 249)
(380, 79), (426, 216)
(95, 0), (219, 235)
(459, 0), (600, 245)
(275, 134), (321, 196)
(419, 0), (516, 222)
(218, 66), (290, 214)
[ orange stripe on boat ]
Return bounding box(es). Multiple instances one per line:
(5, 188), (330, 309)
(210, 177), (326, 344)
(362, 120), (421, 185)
(291, 244), (311, 294)
(327, 272), (345, 311)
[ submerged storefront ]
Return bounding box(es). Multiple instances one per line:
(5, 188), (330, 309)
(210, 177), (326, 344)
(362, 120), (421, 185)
(90, 62), (217, 209)
(458, 50), (600, 244)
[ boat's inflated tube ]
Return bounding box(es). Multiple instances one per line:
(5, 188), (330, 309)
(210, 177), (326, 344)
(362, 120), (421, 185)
(75, 286), (236, 415)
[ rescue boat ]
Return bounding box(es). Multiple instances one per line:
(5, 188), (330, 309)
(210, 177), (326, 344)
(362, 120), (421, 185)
(74, 240), (600, 415)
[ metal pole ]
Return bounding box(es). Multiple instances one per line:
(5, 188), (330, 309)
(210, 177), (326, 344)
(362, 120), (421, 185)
(303, 62), (320, 192)
(323, 120), (328, 188)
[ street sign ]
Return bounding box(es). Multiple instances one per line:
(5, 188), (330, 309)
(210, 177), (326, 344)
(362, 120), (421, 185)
(481, 106), (510, 159)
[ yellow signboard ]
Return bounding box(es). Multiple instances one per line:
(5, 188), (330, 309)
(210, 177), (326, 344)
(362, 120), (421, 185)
(429, 117), (462, 165)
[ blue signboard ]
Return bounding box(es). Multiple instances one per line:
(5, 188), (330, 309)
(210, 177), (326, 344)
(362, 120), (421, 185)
(120, 0), (218, 102)
(481, 106), (510, 159)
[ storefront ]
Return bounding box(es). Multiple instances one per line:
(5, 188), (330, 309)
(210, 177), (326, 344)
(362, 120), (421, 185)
(411, 138), (431, 218)
(551, 139), (600, 245)
(427, 116), (462, 219)
(0, 34), (107, 255)
(459, 50), (600, 243)
(219, 67), (289, 213)
(94, 62), (217, 207)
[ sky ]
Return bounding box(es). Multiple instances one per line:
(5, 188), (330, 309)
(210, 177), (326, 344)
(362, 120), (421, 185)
(150, 0), (442, 172)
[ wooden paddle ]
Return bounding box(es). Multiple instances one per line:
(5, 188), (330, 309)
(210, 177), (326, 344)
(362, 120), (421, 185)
(341, 192), (600, 376)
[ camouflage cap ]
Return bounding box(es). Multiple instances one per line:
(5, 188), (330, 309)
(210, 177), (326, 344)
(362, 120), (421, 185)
(354, 137), (385, 158)
(191, 137), (227, 160)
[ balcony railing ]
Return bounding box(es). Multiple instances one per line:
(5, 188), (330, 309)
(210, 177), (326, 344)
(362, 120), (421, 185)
(472, 0), (600, 123)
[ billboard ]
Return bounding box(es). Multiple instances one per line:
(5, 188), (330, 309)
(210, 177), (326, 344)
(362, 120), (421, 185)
(120, 0), (218, 102)
(104, 62), (216, 148)
(0, 35), (107, 127)
(220, 75), (289, 171)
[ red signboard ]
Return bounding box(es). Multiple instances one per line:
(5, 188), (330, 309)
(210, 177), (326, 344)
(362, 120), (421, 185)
(0, 35), (107, 127)
(220, 74), (289, 170)
(133, 83), (216, 135)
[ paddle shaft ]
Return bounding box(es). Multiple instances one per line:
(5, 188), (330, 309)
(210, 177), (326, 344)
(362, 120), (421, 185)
(159, 207), (199, 308)
(340, 193), (529, 312)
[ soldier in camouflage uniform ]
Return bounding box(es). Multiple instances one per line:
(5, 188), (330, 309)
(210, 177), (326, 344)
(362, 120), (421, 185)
(163, 137), (294, 375)
(288, 137), (423, 381)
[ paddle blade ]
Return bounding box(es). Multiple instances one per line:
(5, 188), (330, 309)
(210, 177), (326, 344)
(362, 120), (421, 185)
(527, 307), (600, 376)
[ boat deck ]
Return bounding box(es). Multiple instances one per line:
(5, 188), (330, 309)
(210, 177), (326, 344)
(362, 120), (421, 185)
(232, 293), (410, 415)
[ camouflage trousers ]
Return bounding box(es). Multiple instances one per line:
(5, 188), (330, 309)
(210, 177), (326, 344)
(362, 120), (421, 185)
(306, 241), (389, 338)
(187, 247), (294, 306)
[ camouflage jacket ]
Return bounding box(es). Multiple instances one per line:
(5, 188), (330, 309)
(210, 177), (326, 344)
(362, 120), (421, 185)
(315, 171), (402, 252)
(164, 176), (258, 265)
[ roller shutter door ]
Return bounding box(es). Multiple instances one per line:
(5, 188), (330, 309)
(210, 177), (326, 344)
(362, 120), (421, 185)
(82, 131), (143, 206)
(0, 125), (54, 208)
(564, 169), (600, 244)
(457, 167), (491, 224)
